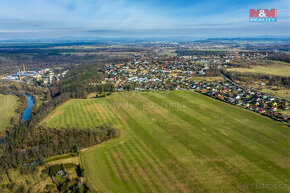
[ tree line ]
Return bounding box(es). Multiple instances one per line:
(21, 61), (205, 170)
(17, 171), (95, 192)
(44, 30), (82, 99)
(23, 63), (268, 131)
(223, 70), (290, 88)
(0, 81), (47, 133)
(0, 124), (118, 173)
(50, 62), (114, 98)
(267, 52), (290, 63)
(0, 63), (118, 175)
(176, 50), (228, 56)
(27, 63), (114, 129)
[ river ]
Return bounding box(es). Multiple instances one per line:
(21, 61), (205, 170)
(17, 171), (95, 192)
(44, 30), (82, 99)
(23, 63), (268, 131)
(21, 94), (34, 121)
(0, 93), (34, 143)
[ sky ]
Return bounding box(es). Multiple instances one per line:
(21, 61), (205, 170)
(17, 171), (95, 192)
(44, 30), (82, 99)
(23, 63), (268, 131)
(0, 0), (289, 40)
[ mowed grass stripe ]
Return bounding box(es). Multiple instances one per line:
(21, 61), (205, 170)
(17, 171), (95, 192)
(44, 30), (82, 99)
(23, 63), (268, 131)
(82, 101), (95, 127)
(143, 92), (289, 187)
(94, 104), (107, 125)
(122, 92), (266, 192)
(206, 127), (289, 185)
(128, 93), (248, 192)
(169, 91), (289, 176)
(126, 139), (187, 193)
(103, 97), (195, 193)
(75, 101), (86, 127)
(80, 100), (92, 127)
(122, 139), (168, 193)
(182, 91), (289, 141)
(131, 138), (190, 193)
(80, 100), (91, 127)
(42, 91), (289, 193)
(109, 94), (205, 192)
(97, 101), (119, 125)
(90, 101), (107, 126)
(80, 147), (123, 193)
(66, 105), (75, 127)
(138, 100), (272, 192)
(147, 90), (286, 160)
(162, 93), (290, 161)
(110, 146), (146, 193)
(170, 91), (290, 162)
(106, 149), (136, 192)
(72, 102), (81, 127)
(119, 142), (160, 193)
(69, 101), (79, 127)
(115, 103), (207, 192)
(146, 93), (287, 171)
(107, 92), (286, 191)
(93, 152), (115, 192)
(106, 101), (130, 125)
(106, 96), (196, 193)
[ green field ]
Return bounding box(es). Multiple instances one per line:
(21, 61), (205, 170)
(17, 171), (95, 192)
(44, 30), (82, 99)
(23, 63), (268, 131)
(158, 49), (177, 56)
(41, 91), (290, 193)
(261, 88), (290, 100)
(0, 94), (18, 133)
(227, 61), (290, 76)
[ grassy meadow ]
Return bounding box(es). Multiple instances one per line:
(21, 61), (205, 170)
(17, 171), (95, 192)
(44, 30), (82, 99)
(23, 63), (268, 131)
(261, 88), (290, 100)
(41, 91), (290, 193)
(227, 61), (290, 76)
(0, 94), (18, 134)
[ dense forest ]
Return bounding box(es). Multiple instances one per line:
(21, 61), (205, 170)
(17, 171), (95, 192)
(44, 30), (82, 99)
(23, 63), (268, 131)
(205, 65), (222, 77)
(0, 44), (138, 75)
(0, 62), (115, 130)
(52, 62), (113, 98)
(176, 49), (228, 56)
(27, 63), (114, 129)
(0, 80), (45, 96)
(267, 52), (290, 63)
(0, 63), (118, 175)
(0, 124), (117, 173)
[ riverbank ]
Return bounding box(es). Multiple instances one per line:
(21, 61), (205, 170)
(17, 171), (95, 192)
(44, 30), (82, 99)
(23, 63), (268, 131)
(21, 94), (35, 121)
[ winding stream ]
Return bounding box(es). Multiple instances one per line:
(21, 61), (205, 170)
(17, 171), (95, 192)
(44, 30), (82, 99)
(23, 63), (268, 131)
(0, 93), (34, 143)
(21, 94), (34, 121)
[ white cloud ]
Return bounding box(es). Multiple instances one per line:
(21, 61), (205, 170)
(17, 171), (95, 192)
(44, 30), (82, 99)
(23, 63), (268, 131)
(0, 0), (288, 38)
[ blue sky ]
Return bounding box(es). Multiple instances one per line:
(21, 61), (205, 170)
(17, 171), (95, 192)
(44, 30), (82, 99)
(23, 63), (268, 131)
(0, 0), (289, 40)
